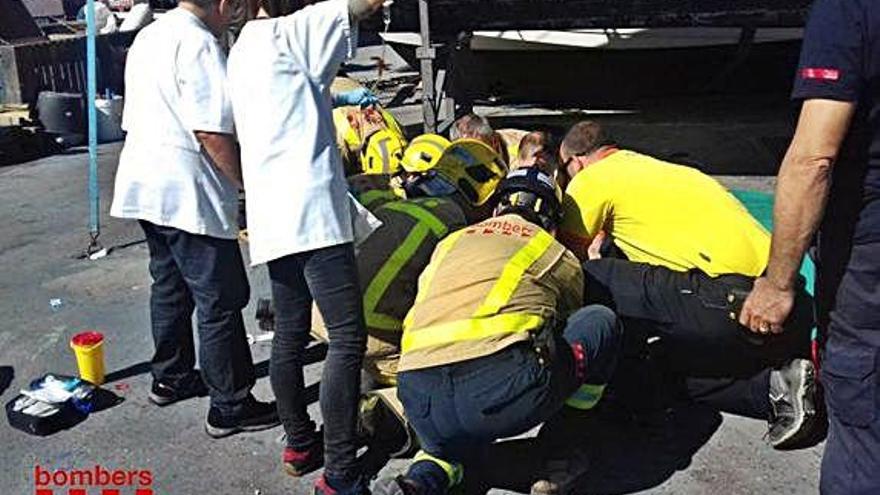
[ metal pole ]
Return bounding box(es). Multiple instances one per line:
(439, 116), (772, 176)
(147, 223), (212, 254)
(85, 0), (100, 244)
(416, 0), (437, 133)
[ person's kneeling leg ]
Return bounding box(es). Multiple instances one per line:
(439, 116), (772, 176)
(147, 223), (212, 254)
(562, 305), (624, 411)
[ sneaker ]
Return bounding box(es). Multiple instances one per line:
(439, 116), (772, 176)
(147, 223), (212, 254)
(282, 441), (323, 477)
(204, 395), (280, 439)
(148, 373), (208, 407)
(315, 474), (369, 495)
(768, 358), (826, 450)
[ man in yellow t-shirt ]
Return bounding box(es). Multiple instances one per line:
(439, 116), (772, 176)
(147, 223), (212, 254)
(559, 124), (770, 276)
(558, 120), (822, 451)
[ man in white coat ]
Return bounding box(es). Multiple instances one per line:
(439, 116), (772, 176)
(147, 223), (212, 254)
(111, 0), (279, 437)
(227, 0), (382, 492)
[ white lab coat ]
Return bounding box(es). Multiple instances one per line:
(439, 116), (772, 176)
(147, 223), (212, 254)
(111, 8), (239, 239)
(227, 0), (358, 265)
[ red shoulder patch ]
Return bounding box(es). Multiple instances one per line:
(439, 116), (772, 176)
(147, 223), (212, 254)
(800, 67), (840, 81)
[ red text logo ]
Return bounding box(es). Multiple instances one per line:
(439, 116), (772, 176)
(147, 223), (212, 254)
(34, 465), (153, 495)
(466, 220), (534, 237)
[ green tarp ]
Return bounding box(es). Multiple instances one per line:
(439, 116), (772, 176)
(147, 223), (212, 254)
(731, 189), (816, 297)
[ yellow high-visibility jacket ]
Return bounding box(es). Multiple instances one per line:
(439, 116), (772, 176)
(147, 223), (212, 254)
(312, 196), (467, 384)
(399, 214), (584, 372)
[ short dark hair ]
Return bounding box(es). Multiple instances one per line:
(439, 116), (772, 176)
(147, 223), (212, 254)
(561, 121), (615, 156)
(261, 0), (306, 16)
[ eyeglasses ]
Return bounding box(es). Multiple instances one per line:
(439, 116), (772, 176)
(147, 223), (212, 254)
(561, 152), (587, 172)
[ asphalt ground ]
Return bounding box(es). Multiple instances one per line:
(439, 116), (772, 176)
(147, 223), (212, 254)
(0, 44), (821, 495)
(0, 144), (821, 495)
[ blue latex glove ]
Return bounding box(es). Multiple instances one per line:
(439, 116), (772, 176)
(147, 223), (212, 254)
(332, 88), (380, 108)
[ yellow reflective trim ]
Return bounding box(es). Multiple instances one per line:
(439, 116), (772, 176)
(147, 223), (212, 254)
(564, 383), (606, 410)
(413, 450), (463, 487)
(359, 189), (395, 209)
(363, 224), (430, 332)
(366, 312), (402, 331)
(402, 312), (544, 353)
(403, 230), (465, 330)
(474, 230), (555, 317)
(365, 201), (454, 331)
(382, 201), (449, 237)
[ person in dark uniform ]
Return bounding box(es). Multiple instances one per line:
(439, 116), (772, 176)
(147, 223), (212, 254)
(740, 0), (880, 492)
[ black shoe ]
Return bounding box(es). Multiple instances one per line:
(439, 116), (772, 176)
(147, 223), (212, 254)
(204, 395), (280, 439)
(768, 358), (827, 450)
(148, 373), (208, 407)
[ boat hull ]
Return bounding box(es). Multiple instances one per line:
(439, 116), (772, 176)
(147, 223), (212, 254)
(385, 29), (803, 105)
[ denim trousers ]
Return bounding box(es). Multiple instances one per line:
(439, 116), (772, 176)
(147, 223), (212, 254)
(267, 243), (367, 487)
(139, 220), (255, 415)
(398, 305), (622, 495)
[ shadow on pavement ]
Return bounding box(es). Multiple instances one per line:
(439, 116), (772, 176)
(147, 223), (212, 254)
(0, 366), (13, 397)
(105, 361), (150, 383)
(92, 387), (125, 413)
(468, 402), (722, 494)
(306, 342), (329, 365)
(256, 360), (269, 379)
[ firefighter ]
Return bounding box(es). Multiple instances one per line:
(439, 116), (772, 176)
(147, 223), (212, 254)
(373, 168), (623, 495)
(346, 133), (454, 212)
(333, 100), (408, 175)
(312, 137), (510, 387)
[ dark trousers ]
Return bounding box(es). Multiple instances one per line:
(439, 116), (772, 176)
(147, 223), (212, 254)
(398, 305), (622, 495)
(583, 258), (814, 419)
(819, 241), (880, 494)
(139, 221), (255, 415)
(267, 243), (366, 487)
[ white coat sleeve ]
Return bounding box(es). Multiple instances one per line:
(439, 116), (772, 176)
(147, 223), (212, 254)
(280, 0), (358, 87)
(175, 36), (234, 134)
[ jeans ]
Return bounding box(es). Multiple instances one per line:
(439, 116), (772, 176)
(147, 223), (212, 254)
(398, 305), (622, 495)
(267, 243), (366, 487)
(818, 242), (880, 495)
(139, 221), (255, 415)
(583, 258), (814, 418)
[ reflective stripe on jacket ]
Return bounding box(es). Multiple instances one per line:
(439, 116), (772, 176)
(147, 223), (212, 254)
(356, 197), (468, 381)
(399, 214), (584, 372)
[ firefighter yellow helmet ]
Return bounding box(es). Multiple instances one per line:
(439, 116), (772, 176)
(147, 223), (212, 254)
(401, 134), (451, 173)
(332, 105), (408, 175)
(430, 138), (509, 206)
(360, 128), (408, 175)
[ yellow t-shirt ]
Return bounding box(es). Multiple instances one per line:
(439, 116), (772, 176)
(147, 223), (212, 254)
(560, 150), (770, 277)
